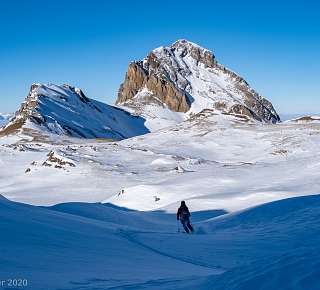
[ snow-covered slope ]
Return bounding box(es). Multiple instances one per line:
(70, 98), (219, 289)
(0, 195), (218, 290)
(117, 39), (280, 126)
(1, 194), (318, 289)
(104, 110), (320, 212)
(0, 84), (149, 140)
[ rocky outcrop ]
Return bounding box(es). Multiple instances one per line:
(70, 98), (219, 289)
(117, 39), (280, 123)
(117, 60), (191, 112)
(117, 39), (216, 113)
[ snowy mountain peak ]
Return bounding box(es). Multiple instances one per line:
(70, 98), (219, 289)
(171, 39), (215, 63)
(117, 40), (280, 124)
(154, 39), (212, 56)
(28, 83), (89, 104)
(0, 83), (149, 140)
(172, 38), (207, 49)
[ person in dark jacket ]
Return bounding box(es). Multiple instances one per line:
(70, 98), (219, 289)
(177, 201), (194, 233)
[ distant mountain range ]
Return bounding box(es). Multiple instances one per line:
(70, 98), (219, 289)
(280, 113), (318, 121)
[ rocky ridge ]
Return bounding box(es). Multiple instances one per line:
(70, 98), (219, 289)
(0, 83), (149, 140)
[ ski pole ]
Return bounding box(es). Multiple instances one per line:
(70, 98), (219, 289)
(177, 220), (180, 233)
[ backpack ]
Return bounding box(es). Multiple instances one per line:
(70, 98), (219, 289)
(180, 206), (189, 220)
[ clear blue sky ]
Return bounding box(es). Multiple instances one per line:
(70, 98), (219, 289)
(1, 0), (319, 115)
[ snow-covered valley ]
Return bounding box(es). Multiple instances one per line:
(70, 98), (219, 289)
(1, 112), (319, 210)
(1, 111), (320, 289)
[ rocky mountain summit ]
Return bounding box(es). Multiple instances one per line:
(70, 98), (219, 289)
(117, 39), (280, 123)
(0, 84), (149, 140)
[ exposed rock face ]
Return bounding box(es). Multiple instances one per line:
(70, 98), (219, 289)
(0, 83), (149, 139)
(117, 39), (280, 123)
(42, 150), (76, 169)
(118, 60), (191, 112)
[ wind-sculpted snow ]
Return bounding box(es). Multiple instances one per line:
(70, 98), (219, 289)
(0, 196), (218, 290)
(195, 195), (320, 290)
(0, 194), (318, 289)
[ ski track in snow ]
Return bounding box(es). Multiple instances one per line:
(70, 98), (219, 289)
(117, 229), (225, 272)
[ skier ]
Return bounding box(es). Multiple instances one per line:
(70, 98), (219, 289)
(177, 201), (194, 233)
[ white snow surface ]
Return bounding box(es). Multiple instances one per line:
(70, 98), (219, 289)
(1, 110), (320, 289)
(1, 111), (320, 209)
(0, 193), (318, 289)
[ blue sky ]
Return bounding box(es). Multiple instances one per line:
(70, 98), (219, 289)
(0, 0), (319, 115)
